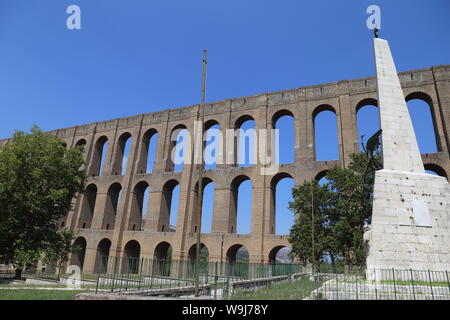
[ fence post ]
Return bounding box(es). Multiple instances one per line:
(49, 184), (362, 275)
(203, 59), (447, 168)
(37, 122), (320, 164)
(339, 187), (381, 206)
(392, 268), (397, 300)
(336, 274), (339, 300)
(214, 262), (218, 300)
(111, 257), (118, 293)
(138, 258), (143, 290)
(125, 258), (130, 291)
(410, 269), (415, 300)
(427, 269), (434, 300)
(95, 275), (100, 294)
(446, 271), (450, 293)
(355, 273), (359, 300)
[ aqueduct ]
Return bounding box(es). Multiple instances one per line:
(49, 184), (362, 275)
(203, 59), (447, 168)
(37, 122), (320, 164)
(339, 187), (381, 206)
(1, 64), (450, 274)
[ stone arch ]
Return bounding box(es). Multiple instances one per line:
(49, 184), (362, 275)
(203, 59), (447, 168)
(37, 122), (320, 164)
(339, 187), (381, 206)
(159, 179), (180, 232)
(234, 115), (256, 167)
(356, 98), (378, 113)
(78, 183), (97, 229)
(424, 163), (447, 179)
(356, 99), (380, 151)
(90, 136), (108, 176)
(312, 104), (336, 120)
(192, 177), (214, 233)
(138, 128), (159, 174)
(167, 124), (189, 172)
(112, 132), (132, 176)
(123, 240), (141, 274)
(268, 246), (292, 263)
(235, 115), (255, 129)
(314, 170), (328, 182)
(129, 181), (150, 231)
(313, 105), (339, 161)
(226, 244), (250, 277)
(103, 182), (122, 230)
(94, 238), (111, 274)
(226, 244), (249, 263)
(272, 110), (295, 164)
(230, 175), (252, 234)
(205, 119), (220, 130)
(405, 92), (440, 153)
(154, 241), (172, 260)
(69, 237), (87, 272)
(75, 138), (87, 149)
(153, 241), (172, 276)
(186, 243), (209, 277)
(270, 173), (295, 235)
(187, 243), (209, 262)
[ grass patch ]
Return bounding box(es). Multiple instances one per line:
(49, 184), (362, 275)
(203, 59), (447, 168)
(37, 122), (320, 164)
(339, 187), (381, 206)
(0, 289), (89, 300)
(230, 277), (324, 300)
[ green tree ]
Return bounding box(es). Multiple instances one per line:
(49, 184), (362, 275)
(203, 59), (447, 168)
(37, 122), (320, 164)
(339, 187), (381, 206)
(0, 126), (86, 278)
(326, 152), (377, 266)
(288, 180), (337, 267)
(42, 228), (78, 278)
(288, 152), (378, 268)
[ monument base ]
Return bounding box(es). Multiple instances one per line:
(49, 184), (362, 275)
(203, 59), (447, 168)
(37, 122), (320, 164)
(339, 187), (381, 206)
(365, 169), (450, 279)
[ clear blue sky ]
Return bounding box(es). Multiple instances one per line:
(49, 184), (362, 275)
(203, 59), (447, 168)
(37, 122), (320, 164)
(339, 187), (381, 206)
(1, 1), (449, 240)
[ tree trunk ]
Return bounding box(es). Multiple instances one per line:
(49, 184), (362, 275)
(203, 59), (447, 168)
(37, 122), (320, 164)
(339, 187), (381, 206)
(15, 268), (22, 280)
(330, 253), (336, 273)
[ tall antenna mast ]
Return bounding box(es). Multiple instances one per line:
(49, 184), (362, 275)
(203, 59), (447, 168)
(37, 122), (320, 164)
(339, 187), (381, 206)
(194, 49), (207, 297)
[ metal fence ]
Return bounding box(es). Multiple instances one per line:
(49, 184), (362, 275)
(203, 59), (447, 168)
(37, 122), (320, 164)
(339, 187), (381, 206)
(308, 268), (450, 300)
(3, 258), (449, 300)
(93, 256), (306, 296)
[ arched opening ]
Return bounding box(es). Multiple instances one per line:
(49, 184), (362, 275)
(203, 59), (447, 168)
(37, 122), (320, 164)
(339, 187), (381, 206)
(272, 110), (295, 164)
(271, 173), (295, 235)
(70, 237), (87, 272)
(78, 184), (97, 228)
(153, 242), (172, 276)
(406, 93), (439, 153)
(94, 239), (111, 274)
(268, 246), (292, 263)
(231, 175), (252, 234)
(315, 170), (329, 186)
(112, 133), (132, 176)
(204, 120), (222, 170)
(313, 105), (339, 161)
(160, 180), (180, 232)
(192, 178), (214, 233)
(129, 181), (150, 231)
(139, 129), (159, 174)
(226, 244), (249, 277)
(75, 139), (87, 152)
(167, 125), (189, 172)
(235, 116), (256, 167)
(154, 241), (172, 260)
(91, 136), (108, 176)
(424, 163), (447, 179)
(103, 183), (122, 230)
(187, 243), (209, 277)
(188, 243), (209, 262)
(268, 246), (293, 275)
(124, 240), (141, 274)
(356, 99), (380, 151)
(226, 244), (249, 263)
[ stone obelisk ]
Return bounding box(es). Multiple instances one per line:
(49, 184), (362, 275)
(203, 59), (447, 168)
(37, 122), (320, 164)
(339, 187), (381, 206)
(365, 37), (450, 276)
